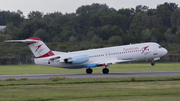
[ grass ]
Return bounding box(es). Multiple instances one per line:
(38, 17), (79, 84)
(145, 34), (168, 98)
(0, 77), (180, 101)
(1, 76), (180, 86)
(0, 63), (180, 75)
(1, 63), (180, 100)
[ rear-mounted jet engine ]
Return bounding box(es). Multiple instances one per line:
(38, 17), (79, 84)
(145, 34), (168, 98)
(64, 54), (89, 64)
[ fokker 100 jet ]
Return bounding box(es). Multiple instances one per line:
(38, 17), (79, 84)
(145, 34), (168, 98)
(5, 37), (167, 74)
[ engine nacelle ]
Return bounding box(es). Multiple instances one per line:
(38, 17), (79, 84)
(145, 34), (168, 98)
(64, 54), (89, 64)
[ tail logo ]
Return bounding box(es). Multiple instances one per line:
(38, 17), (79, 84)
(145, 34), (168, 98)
(141, 46), (149, 54)
(35, 44), (43, 52)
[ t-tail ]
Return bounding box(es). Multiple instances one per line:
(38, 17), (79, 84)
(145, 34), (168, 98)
(5, 37), (55, 58)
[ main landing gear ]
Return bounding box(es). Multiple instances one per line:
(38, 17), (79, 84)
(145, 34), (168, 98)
(86, 68), (93, 74)
(86, 66), (109, 74)
(102, 66), (109, 74)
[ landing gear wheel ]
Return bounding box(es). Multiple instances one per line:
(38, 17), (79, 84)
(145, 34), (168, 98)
(86, 68), (93, 74)
(151, 62), (155, 66)
(102, 68), (109, 74)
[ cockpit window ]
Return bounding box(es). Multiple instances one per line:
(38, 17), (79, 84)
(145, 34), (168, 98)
(159, 46), (162, 49)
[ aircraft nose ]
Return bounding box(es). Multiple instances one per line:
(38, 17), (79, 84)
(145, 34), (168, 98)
(162, 48), (168, 56)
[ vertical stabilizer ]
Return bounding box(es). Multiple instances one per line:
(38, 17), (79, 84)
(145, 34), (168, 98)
(5, 37), (55, 58)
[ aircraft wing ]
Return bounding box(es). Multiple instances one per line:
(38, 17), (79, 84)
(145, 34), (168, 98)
(96, 58), (135, 66)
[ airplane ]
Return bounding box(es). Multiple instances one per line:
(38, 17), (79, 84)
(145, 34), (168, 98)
(5, 37), (168, 74)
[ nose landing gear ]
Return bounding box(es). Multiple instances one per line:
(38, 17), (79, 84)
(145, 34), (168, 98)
(151, 59), (155, 66)
(151, 62), (155, 66)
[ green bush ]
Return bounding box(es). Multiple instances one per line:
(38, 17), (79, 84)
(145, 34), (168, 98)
(6, 78), (16, 81)
(131, 77), (136, 82)
(19, 78), (28, 81)
(49, 77), (65, 81)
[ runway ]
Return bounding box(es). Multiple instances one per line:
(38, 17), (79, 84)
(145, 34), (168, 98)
(0, 71), (180, 80)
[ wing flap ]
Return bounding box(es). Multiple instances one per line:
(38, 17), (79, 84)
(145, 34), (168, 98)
(96, 58), (135, 66)
(116, 58), (134, 63)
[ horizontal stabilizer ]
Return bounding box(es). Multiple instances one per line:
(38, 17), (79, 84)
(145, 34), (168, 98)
(5, 40), (38, 43)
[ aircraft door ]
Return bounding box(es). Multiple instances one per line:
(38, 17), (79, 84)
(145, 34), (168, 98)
(153, 45), (158, 56)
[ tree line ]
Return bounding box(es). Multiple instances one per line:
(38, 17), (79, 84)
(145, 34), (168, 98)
(0, 2), (180, 57)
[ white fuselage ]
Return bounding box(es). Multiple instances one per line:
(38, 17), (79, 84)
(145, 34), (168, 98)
(34, 42), (167, 69)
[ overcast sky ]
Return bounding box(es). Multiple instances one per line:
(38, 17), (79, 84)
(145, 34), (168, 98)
(0, 0), (180, 17)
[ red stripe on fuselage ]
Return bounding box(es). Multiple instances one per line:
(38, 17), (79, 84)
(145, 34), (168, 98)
(36, 51), (55, 59)
(102, 63), (106, 66)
